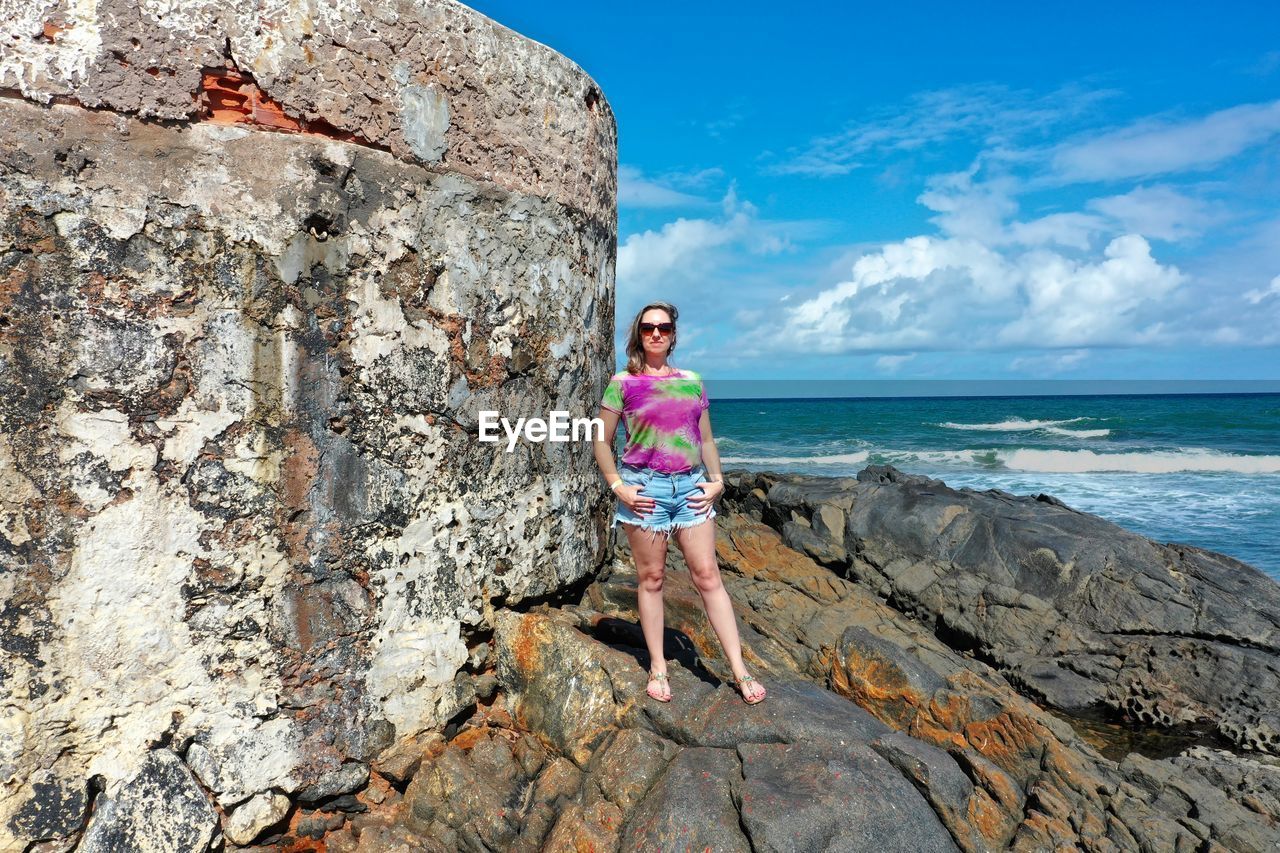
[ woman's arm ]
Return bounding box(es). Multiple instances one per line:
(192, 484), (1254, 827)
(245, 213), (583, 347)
(593, 407), (623, 485)
(594, 407), (655, 515)
(699, 408), (724, 484)
(689, 409), (726, 513)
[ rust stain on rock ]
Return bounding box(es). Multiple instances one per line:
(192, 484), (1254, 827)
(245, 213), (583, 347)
(277, 427), (321, 567)
(964, 787), (1012, 843)
(449, 726), (489, 751)
(435, 312), (506, 390)
(281, 428), (320, 512)
(510, 614), (546, 683)
(39, 21), (66, 43)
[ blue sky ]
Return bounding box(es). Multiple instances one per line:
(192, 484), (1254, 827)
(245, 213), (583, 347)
(466, 1), (1280, 380)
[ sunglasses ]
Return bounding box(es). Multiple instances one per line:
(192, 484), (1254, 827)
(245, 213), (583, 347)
(639, 322), (675, 335)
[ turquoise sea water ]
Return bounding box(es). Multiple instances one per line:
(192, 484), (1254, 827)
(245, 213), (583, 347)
(709, 393), (1280, 582)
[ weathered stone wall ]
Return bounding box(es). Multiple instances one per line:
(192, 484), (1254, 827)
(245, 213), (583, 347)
(0, 1), (616, 848)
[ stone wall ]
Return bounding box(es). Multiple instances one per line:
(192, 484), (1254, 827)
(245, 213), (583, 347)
(0, 1), (616, 848)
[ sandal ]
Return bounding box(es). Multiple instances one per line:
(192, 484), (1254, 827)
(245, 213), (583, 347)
(646, 670), (672, 703)
(735, 673), (766, 705)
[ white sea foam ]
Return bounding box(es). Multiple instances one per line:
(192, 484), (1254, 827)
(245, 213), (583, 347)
(721, 447), (1280, 474)
(936, 417), (1093, 431)
(720, 451), (871, 466)
(1043, 426), (1111, 438)
(996, 448), (1280, 474)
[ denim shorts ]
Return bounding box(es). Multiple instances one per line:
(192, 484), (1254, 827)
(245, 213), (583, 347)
(613, 463), (717, 537)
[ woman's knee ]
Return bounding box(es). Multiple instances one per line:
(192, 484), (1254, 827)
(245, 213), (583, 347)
(688, 563), (722, 593)
(637, 562), (666, 591)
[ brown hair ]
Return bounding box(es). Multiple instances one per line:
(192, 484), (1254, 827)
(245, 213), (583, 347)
(623, 301), (679, 375)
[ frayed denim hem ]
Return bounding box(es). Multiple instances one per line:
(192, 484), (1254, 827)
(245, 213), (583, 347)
(614, 510), (717, 541)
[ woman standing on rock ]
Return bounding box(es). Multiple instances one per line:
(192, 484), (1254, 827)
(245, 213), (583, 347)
(593, 301), (767, 705)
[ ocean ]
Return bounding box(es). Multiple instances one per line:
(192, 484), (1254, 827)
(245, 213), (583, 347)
(709, 393), (1280, 583)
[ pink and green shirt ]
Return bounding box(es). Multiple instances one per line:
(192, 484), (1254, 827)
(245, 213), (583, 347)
(600, 369), (710, 473)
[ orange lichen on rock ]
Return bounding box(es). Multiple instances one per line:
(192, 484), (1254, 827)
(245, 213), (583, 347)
(822, 642), (923, 732)
(965, 787), (1018, 844)
(961, 711), (1047, 770)
(449, 726), (490, 751)
(718, 522), (846, 599)
(510, 613), (548, 685)
(818, 621), (1132, 849)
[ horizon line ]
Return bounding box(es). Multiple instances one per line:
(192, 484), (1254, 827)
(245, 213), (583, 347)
(697, 379), (1280, 400)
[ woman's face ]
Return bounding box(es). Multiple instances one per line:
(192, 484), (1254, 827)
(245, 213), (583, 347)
(639, 308), (674, 357)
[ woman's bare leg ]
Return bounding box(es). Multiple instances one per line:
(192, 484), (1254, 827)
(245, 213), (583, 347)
(674, 519), (766, 702)
(624, 523), (672, 699)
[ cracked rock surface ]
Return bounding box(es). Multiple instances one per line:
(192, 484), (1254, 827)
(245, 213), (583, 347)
(0, 0), (615, 223)
(0, 1), (615, 848)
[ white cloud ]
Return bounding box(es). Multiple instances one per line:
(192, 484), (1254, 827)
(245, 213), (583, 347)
(768, 83), (1115, 177)
(668, 167), (725, 188)
(618, 166), (708, 208)
(917, 167), (1019, 243)
(875, 353), (916, 372)
(918, 167), (1107, 250)
(1243, 275), (1280, 305)
(617, 216), (740, 284)
(773, 236), (1007, 353)
(997, 235), (1182, 346)
(1050, 99), (1280, 182)
(764, 232), (1182, 354)
(1087, 185), (1220, 241)
(1208, 326), (1245, 344)
(724, 89), (1279, 373)
(1009, 349), (1090, 374)
(616, 189), (794, 298)
(1006, 213), (1106, 250)
(1165, 218), (1280, 348)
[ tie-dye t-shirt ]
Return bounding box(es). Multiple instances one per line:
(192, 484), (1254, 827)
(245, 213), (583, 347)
(600, 369), (710, 473)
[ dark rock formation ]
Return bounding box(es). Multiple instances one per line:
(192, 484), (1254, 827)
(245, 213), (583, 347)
(735, 465), (1280, 757)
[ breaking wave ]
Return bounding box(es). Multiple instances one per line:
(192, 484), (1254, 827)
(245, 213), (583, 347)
(720, 447), (1280, 474)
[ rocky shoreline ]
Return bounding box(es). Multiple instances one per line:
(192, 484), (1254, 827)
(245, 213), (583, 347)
(753, 465), (1280, 753)
(247, 465), (1280, 852)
